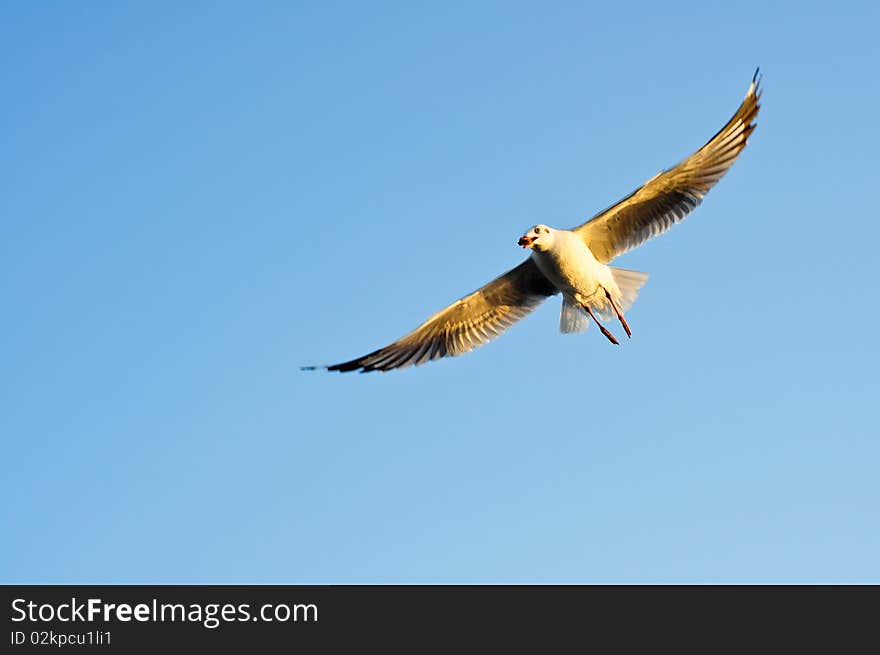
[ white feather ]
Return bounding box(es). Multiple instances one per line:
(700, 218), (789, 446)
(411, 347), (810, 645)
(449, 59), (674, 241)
(559, 295), (589, 333)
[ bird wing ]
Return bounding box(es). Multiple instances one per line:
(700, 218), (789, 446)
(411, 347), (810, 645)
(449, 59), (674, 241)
(573, 70), (762, 264)
(318, 258), (558, 373)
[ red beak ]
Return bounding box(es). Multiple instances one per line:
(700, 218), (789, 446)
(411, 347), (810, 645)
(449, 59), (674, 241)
(518, 236), (534, 247)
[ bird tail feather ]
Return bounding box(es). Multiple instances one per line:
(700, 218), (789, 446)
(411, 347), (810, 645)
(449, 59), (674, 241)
(560, 295), (589, 334)
(609, 267), (649, 312)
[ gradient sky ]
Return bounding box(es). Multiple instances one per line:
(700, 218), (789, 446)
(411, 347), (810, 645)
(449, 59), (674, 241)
(3, 1), (879, 583)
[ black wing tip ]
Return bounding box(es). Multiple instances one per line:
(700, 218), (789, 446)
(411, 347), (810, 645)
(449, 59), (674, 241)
(301, 362), (380, 373)
(750, 66), (763, 98)
(325, 357), (384, 374)
(328, 363), (371, 373)
(303, 345), (388, 373)
(322, 343), (411, 373)
(739, 67), (762, 128)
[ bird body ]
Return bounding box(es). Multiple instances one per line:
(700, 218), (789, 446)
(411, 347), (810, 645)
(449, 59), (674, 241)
(520, 225), (647, 342)
(307, 70), (762, 372)
(527, 227), (624, 315)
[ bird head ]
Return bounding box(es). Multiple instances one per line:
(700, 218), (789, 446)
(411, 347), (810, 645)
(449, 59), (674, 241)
(518, 224), (554, 252)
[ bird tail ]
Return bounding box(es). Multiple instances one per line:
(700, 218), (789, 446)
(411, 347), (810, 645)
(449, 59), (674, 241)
(560, 295), (589, 333)
(561, 270), (647, 332)
(609, 267), (649, 312)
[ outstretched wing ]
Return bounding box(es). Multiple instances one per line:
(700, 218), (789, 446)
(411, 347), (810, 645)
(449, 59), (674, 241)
(574, 70), (762, 264)
(313, 258), (557, 373)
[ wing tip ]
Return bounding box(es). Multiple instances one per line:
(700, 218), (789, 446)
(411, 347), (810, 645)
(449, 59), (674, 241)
(748, 66), (763, 100)
(324, 350), (389, 373)
(326, 361), (372, 373)
(301, 362), (374, 373)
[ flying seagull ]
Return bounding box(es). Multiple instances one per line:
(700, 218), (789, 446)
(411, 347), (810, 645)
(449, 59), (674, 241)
(306, 70), (762, 373)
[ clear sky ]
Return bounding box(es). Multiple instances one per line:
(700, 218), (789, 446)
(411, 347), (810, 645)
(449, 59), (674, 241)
(2, 1), (878, 583)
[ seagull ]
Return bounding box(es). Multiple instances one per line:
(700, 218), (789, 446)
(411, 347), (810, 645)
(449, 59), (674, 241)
(306, 70), (762, 373)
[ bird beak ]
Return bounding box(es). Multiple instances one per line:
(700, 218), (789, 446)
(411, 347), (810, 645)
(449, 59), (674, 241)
(518, 235), (535, 248)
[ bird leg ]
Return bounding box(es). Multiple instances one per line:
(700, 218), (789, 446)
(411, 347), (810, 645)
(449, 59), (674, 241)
(603, 287), (632, 338)
(583, 305), (619, 345)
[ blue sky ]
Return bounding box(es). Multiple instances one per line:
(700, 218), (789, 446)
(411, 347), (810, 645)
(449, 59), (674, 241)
(2, 1), (878, 583)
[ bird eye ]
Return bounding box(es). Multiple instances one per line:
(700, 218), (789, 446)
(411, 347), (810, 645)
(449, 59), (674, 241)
(534, 227), (540, 234)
